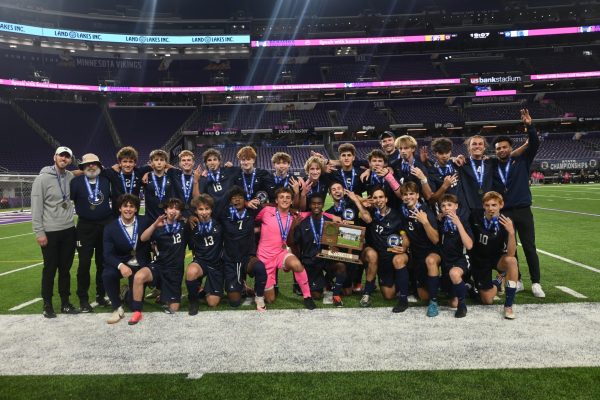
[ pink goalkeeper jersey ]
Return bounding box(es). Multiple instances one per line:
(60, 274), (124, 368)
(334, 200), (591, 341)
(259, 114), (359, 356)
(256, 207), (334, 260)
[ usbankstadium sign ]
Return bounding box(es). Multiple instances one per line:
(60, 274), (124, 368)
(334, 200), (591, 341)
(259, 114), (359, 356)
(470, 75), (522, 85)
(0, 21), (250, 45)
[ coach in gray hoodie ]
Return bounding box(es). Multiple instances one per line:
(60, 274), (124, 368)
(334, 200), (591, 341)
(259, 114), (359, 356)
(31, 146), (79, 318)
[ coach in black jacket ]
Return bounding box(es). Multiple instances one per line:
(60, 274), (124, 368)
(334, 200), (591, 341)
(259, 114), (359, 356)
(492, 109), (545, 298)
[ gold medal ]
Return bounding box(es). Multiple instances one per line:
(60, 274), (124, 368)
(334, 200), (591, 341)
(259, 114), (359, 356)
(90, 204), (96, 210)
(130, 250), (136, 257)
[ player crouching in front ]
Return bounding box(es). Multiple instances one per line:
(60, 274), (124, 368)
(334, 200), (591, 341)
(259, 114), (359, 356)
(126, 198), (187, 325)
(469, 191), (519, 319)
(293, 193), (347, 307)
(186, 194), (224, 315)
(439, 194), (474, 318)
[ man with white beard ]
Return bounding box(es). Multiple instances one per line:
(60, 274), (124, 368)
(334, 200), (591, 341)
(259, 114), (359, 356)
(70, 153), (114, 313)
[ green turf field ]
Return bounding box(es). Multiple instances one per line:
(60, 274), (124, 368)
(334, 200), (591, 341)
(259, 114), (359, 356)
(1, 183), (599, 399)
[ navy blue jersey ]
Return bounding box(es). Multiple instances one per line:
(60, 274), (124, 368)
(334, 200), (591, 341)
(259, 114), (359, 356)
(326, 199), (360, 225)
(216, 205), (258, 262)
(491, 125), (540, 209)
(301, 175), (330, 211)
(440, 214), (473, 265)
(427, 161), (461, 198)
(199, 166), (238, 202)
(366, 208), (405, 253)
(189, 219), (223, 265)
(143, 171), (175, 221)
(456, 158), (493, 211)
(398, 203), (439, 257)
(70, 175), (113, 221)
(150, 221), (187, 268)
(469, 210), (509, 260)
(327, 167), (367, 196)
(102, 168), (145, 215)
(272, 172), (294, 190)
(232, 167), (275, 202)
(390, 157), (428, 186)
(293, 214), (332, 265)
(168, 169), (195, 212)
(103, 216), (152, 270)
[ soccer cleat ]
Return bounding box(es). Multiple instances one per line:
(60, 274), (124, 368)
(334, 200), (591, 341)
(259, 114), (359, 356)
(79, 302), (94, 313)
(532, 283), (546, 298)
(392, 299), (409, 313)
(145, 287), (160, 299)
(96, 296), (111, 307)
(332, 295), (344, 308)
(128, 311), (143, 325)
(107, 307), (125, 324)
(407, 295), (418, 303)
(43, 303), (57, 319)
(188, 299), (199, 316)
(61, 303), (80, 315)
(504, 306), (516, 320)
(352, 283), (363, 294)
(426, 300), (439, 317)
(303, 297), (317, 310)
(255, 296), (266, 312)
(516, 280), (525, 293)
(162, 305), (175, 315)
(455, 304), (467, 318)
(359, 294), (371, 307)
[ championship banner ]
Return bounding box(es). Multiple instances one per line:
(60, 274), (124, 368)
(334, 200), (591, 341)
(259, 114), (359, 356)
(539, 158), (598, 171)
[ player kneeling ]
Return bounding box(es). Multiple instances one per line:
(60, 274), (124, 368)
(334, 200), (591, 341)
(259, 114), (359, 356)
(469, 191), (519, 319)
(293, 194), (347, 307)
(126, 198), (187, 325)
(439, 194), (474, 318)
(186, 194), (224, 315)
(346, 188), (410, 310)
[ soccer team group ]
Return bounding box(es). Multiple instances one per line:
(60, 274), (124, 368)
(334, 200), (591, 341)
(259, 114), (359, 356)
(31, 109), (546, 325)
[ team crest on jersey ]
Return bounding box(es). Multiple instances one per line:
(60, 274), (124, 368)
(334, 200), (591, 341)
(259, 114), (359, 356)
(387, 234), (401, 247)
(343, 208), (355, 220)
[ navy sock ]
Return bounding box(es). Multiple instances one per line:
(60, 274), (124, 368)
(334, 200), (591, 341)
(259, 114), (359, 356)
(427, 276), (440, 302)
(364, 280), (376, 295)
(186, 279), (200, 301)
(131, 300), (143, 312)
(252, 261), (267, 297)
(454, 281), (466, 305)
(394, 267), (409, 299)
(505, 286), (517, 307)
(333, 272), (346, 296)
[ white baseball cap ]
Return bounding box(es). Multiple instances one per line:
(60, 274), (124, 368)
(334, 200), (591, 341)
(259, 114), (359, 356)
(55, 146), (73, 157)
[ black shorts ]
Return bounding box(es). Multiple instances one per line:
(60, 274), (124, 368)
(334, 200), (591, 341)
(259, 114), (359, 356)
(343, 263), (363, 288)
(412, 250), (441, 288)
(470, 255), (502, 291)
(442, 256), (471, 276)
(224, 259), (248, 294)
(376, 253), (395, 288)
(156, 264), (184, 304)
(193, 257), (224, 296)
(304, 260), (327, 293)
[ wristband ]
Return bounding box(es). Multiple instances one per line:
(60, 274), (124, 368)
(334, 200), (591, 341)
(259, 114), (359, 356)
(384, 172), (400, 192)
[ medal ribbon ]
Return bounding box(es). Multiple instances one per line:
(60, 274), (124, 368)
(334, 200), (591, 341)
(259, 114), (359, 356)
(181, 173), (193, 204)
(118, 217), (138, 252)
(119, 172), (133, 194)
(275, 210), (291, 244)
(469, 157), (485, 192)
(497, 158), (511, 189)
(309, 215), (324, 248)
(340, 169), (356, 192)
(151, 173), (167, 203)
(84, 176), (100, 203)
(53, 166), (68, 202)
(242, 169), (256, 200)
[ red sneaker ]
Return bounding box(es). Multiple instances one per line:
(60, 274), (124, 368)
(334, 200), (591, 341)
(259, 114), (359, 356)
(332, 295), (344, 307)
(128, 311), (143, 325)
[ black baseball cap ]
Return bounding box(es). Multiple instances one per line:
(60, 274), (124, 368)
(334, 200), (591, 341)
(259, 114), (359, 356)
(379, 131), (395, 140)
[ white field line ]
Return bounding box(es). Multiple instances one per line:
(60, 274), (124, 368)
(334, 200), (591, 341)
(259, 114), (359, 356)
(533, 194), (600, 201)
(9, 298), (42, 311)
(519, 243), (600, 274)
(0, 262), (43, 277)
(0, 221), (32, 226)
(0, 303), (599, 375)
(531, 206), (600, 217)
(0, 232), (33, 240)
(555, 286), (588, 299)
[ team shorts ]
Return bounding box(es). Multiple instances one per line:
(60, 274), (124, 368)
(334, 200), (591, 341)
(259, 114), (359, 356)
(470, 255), (503, 291)
(153, 264), (184, 304)
(303, 260), (328, 293)
(411, 250), (442, 288)
(224, 258), (249, 294)
(376, 252), (395, 288)
(192, 256), (224, 296)
(263, 249), (295, 290)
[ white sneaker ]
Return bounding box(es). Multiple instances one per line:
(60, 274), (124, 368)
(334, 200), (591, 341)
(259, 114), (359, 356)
(407, 295), (418, 303)
(322, 291), (334, 305)
(531, 283), (546, 298)
(107, 306), (125, 324)
(516, 280), (525, 293)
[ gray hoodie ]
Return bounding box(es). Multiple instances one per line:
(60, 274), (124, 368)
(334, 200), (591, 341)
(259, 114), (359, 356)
(31, 166), (75, 238)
